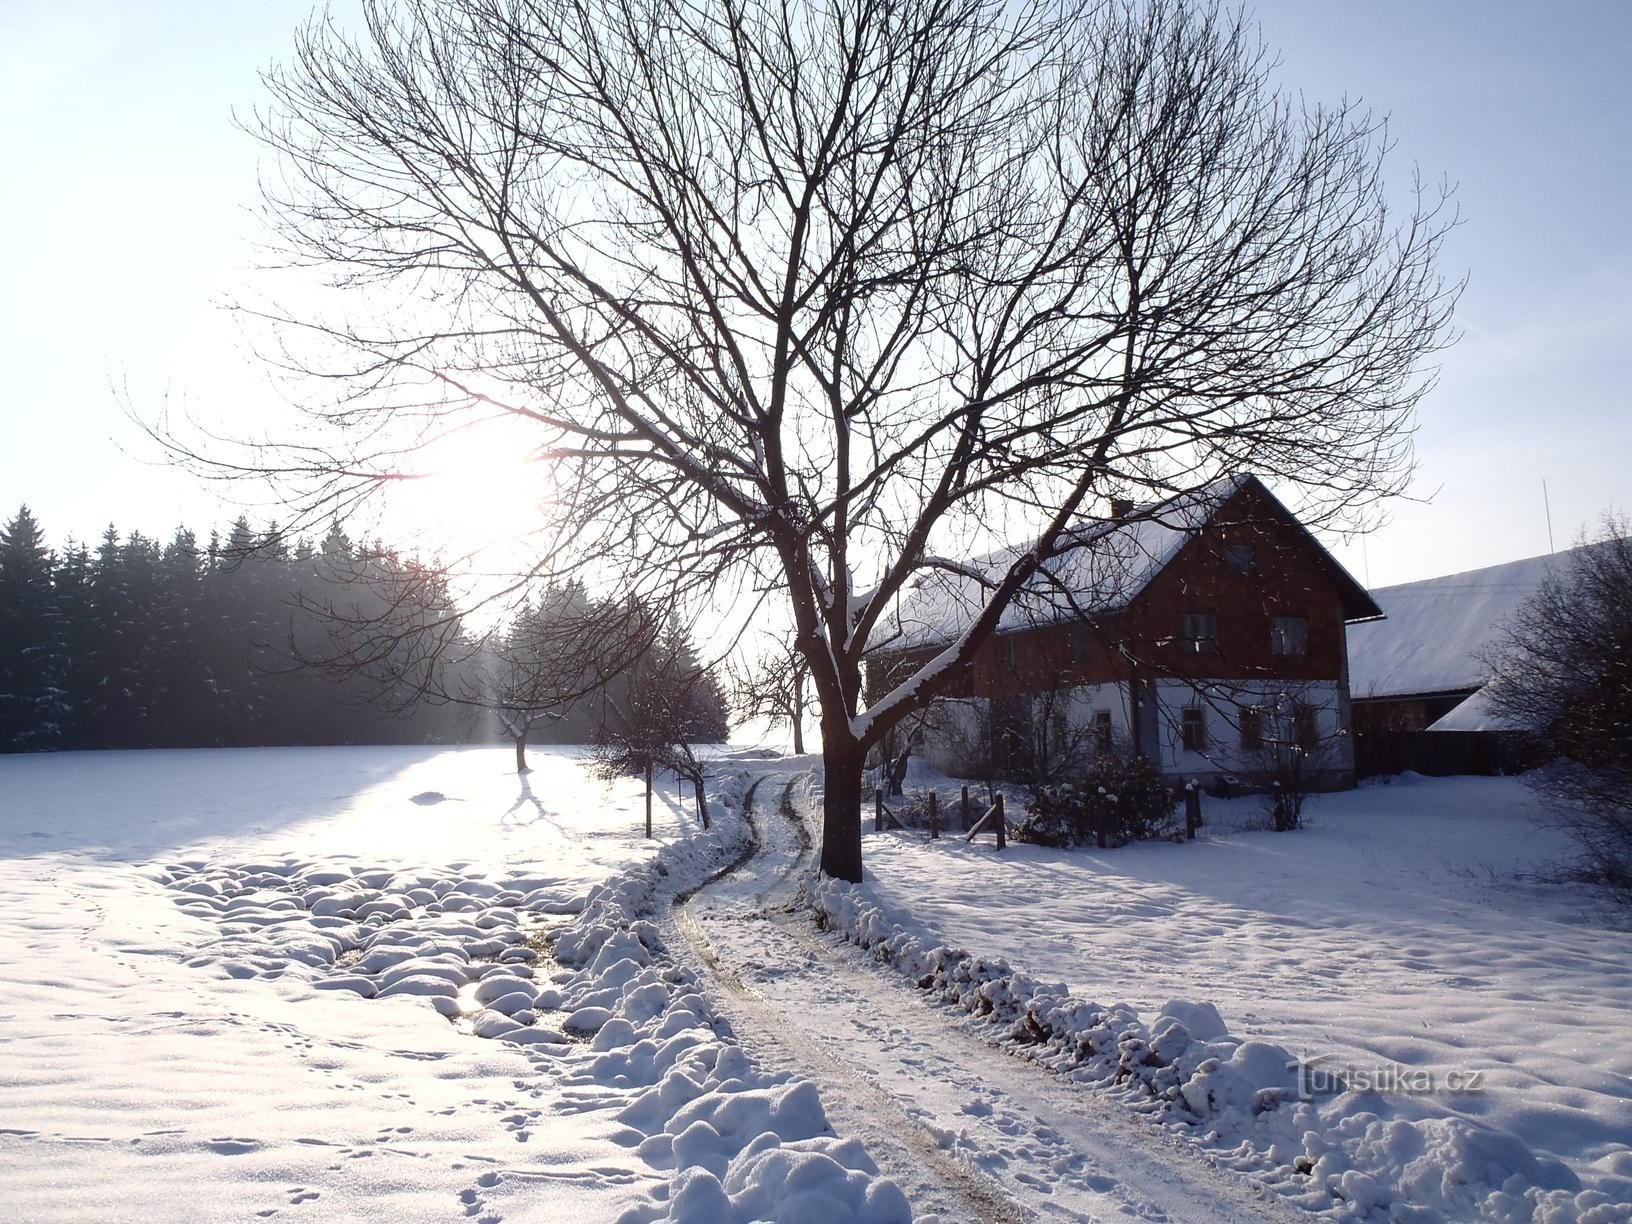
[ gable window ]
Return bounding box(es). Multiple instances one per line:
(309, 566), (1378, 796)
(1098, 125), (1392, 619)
(1181, 706), (1208, 752)
(1067, 623), (1095, 664)
(1225, 543), (1257, 574)
(1000, 635), (1017, 672)
(1294, 702), (1320, 749)
(1178, 613), (1218, 655)
(1270, 615), (1308, 657)
(1239, 705), (1263, 751)
(1094, 709), (1114, 754)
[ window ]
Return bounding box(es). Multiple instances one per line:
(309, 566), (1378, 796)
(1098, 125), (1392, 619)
(1094, 709), (1114, 754)
(1225, 543), (1256, 574)
(1270, 615), (1308, 657)
(1000, 635), (1017, 671)
(1239, 705), (1263, 750)
(1067, 623), (1094, 664)
(1181, 706), (1208, 752)
(1294, 702), (1320, 750)
(1178, 612), (1218, 655)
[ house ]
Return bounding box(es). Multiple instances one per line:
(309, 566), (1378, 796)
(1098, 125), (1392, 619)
(867, 474), (1383, 789)
(1346, 548), (1580, 735)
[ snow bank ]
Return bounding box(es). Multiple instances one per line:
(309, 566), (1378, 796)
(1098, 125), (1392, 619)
(550, 791), (911, 1224)
(806, 874), (1623, 1223)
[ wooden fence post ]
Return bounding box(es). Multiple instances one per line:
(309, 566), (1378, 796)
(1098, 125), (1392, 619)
(874, 787), (884, 834)
(644, 762), (653, 839)
(993, 793), (1006, 850)
(928, 791), (939, 839)
(960, 785), (970, 832)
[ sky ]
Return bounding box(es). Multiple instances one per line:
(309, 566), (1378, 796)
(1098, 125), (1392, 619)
(0, 0), (1627, 590)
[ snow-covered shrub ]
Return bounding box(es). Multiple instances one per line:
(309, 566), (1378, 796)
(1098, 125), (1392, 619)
(1014, 754), (1174, 846)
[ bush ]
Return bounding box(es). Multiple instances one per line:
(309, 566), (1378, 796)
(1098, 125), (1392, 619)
(1485, 518), (1632, 902)
(1014, 754), (1175, 847)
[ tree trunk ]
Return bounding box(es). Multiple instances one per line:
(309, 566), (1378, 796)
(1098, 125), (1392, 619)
(791, 674), (806, 755)
(644, 761), (653, 838)
(513, 732), (528, 774)
(692, 775), (709, 829)
(819, 737), (865, 882)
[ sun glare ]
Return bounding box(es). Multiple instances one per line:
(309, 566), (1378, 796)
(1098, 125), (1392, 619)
(391, 429), (549, 566)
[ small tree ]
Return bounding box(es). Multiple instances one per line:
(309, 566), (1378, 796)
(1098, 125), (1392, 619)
(1251, 691), (1338, 832)
(1485, 518), (1632, 899)
(594, 618), (730, 833)
(481, 584), (656, 773)
(731, 637), (811, 754)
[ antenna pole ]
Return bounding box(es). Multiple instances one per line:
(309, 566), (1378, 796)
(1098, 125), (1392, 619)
(1543, 479), (1556, 552)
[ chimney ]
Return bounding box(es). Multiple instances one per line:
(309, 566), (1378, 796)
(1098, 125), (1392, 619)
(1109, 496), (1135, 520)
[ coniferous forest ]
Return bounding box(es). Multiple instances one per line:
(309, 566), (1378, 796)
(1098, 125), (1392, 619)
(0, 504), (486, 752)
(0, 504), (730, 755)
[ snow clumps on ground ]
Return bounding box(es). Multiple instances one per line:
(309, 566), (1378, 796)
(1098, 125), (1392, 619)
(807, 876), (1625, 1223)
(158, 765), (907, 1223)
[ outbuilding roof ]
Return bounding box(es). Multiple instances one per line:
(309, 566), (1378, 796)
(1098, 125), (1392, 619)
(1347, 548), (1578, 701)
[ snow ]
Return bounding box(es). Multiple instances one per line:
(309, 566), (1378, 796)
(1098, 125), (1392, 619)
(1348, 548), (1583, 700)
(812, 769), (1632, 1222)
(0, 746), (904, 1223)
(1428, 686), (1533, 733)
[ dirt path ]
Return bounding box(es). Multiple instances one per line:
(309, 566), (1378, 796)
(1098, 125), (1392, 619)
(666, 774), (1300, 1223)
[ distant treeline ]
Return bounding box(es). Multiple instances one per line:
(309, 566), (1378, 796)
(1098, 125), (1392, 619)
(0, 504), (481, 753)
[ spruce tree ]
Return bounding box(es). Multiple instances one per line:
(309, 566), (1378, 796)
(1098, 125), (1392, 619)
(0, 506), (67, 750)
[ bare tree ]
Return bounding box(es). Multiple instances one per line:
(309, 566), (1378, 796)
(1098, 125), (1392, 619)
(180, 0), (1456, 880)
(593, 615), (731, 832)
(480, 584), (659, 772)
(1484, 518), (1632, 899)
(731, 636), (812, 754)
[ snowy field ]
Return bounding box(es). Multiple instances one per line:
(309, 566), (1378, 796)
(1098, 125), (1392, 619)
(823, 772), (1632, 1221)
(0, 747), (902, 1223)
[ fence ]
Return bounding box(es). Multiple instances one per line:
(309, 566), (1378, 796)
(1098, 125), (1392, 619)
(873, 786), (1007, 849)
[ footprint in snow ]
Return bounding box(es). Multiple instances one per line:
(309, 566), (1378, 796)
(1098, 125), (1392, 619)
(207, 1137), (263, 1155)
(411, 791), (455, 805)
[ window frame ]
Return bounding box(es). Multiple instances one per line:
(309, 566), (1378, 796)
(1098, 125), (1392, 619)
(1067, 622), (1095, 664)
(1093, 709), (1114, 755)
(1224, 543), (1257, 575)
(1294, 701), (1320, 750)
(1239, 705), (1263, 751)
(1181, 705), (1208, 752)
(1177, 612), (1219, 656)
(1270, 615), (1309, 657)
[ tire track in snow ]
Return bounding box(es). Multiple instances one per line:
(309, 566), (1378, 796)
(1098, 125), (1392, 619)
(673, 774), (1301, 1224)
(673, 778), (1024, 1223)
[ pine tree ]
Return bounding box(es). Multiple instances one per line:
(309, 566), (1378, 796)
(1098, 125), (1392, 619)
(0, 506), (67, 750)
(53, 539), (93, 746)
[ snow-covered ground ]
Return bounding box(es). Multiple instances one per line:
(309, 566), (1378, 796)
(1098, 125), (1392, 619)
(817, 770), (1632, 1221)
(0, 747), (902, 1223)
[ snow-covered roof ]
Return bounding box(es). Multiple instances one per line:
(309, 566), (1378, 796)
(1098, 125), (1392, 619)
(881, 476), (1246, 653)
(1347, 549), (1580, 701)
(1426, 686), (1532, 733)
(879, 474), (1376, 654)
